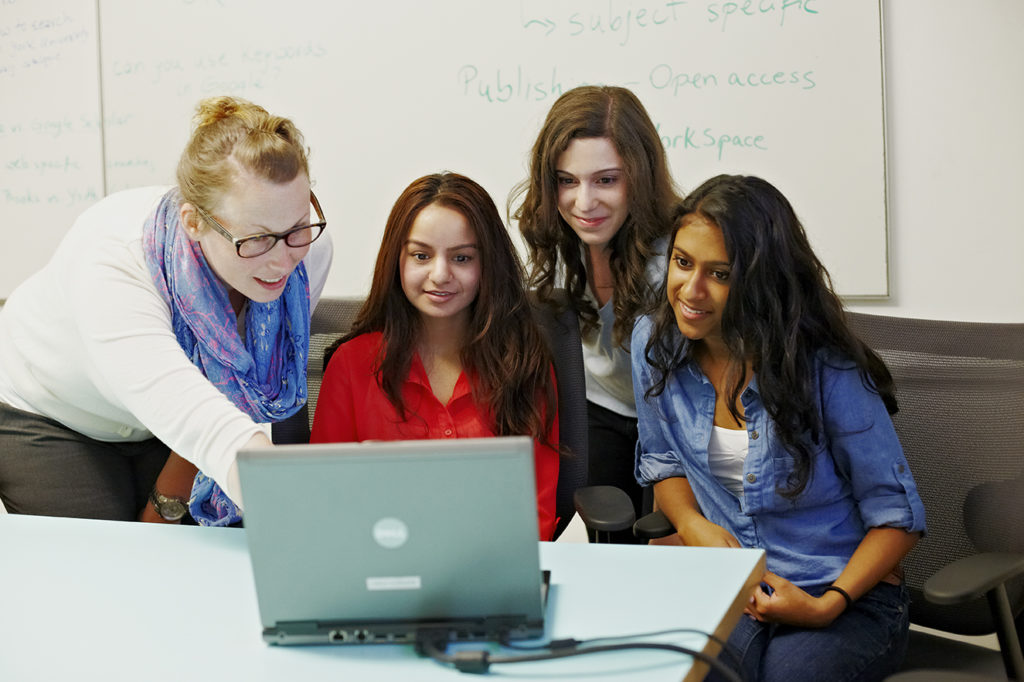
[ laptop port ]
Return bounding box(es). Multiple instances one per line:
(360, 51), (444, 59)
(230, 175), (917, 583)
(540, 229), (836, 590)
(329, 630), (349, 643)
(356, 629), (370, 642)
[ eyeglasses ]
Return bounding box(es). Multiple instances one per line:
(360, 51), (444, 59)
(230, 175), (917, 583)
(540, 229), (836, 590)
(195, 191), (327, 258)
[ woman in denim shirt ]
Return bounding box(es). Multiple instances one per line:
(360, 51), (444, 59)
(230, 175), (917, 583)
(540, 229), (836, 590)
(632, 175), (925, 682)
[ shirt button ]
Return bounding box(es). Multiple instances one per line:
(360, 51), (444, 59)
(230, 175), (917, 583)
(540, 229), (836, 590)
(443, 428), (453, 437)
(749, 430), (759, 440)
(117, 425), (132, 438)
(746, 473), (756, 483)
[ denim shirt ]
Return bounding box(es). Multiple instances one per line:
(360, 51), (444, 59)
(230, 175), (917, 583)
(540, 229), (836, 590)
(631, 316), (926, 587)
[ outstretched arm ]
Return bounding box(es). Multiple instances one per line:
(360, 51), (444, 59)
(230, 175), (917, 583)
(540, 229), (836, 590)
(138, 430), (272, 523)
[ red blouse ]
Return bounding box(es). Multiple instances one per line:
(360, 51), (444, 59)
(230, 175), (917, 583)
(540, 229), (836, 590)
(309, 332), (560, 541)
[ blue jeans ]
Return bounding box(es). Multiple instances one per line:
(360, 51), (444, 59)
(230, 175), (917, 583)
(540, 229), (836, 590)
(707, 581), (910, 682)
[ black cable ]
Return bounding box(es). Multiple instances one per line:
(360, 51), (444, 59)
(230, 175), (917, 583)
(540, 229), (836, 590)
(498, 625), (729, 651)
(498, 626), (743, 676)
(418, 633), (745, 682)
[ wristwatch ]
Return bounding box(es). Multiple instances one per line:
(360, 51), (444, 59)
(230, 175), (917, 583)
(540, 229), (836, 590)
(149, 489), (188, 522)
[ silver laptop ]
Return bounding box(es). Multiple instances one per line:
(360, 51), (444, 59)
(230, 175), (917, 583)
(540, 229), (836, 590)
(237, 436), (548, 646)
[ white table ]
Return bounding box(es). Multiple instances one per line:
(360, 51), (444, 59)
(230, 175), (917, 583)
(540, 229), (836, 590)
(0, 515), (764, 681)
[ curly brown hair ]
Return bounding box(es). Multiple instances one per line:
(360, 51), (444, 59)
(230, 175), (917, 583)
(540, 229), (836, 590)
(510, 86), (680, 347)
(643, 175), (897, 498)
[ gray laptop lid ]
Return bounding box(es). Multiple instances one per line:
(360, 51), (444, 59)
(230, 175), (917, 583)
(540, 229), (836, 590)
(237, 436), (545, 644)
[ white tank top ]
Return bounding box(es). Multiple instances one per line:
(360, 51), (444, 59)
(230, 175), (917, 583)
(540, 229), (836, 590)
(708, 426), (750, 497)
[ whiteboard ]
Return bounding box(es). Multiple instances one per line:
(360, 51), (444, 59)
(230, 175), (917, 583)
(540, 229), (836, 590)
(2, 0), (888, 298)
(0, 0), (103, 296)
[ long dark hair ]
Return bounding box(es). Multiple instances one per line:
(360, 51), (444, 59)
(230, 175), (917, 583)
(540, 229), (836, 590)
(644, 175), (897, 497)
(510, 85), (680, 346)
(337, 172), (556, 444)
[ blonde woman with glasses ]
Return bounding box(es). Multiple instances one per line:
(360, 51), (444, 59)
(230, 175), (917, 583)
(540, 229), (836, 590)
(0, 96), (332, 525)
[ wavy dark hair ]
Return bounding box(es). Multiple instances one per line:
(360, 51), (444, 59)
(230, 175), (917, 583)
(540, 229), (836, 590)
(510, 85), (680, 346)
(333, 172), (556, 445)
(643, 174), (897, 497)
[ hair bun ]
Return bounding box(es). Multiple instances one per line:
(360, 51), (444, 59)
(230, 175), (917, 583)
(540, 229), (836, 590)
(193, 96), (267, 128)
(177, 95), (308, 210)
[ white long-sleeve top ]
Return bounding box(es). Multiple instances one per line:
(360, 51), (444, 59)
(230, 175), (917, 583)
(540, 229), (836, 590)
(0, 186), (333, 504)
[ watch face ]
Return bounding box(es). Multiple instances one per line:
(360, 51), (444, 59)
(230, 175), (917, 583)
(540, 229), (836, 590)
(156, 497), (187, 521)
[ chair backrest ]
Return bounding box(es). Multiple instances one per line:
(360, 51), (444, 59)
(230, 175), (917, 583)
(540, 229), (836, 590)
(846, 312), (1024, 635)
(272, 294), (589, 541)
(271, 297), (363, 445)
(530, 291), (588, 540)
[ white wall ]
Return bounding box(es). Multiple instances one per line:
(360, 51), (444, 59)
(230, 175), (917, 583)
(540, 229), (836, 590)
(849, 0), (1024, 322)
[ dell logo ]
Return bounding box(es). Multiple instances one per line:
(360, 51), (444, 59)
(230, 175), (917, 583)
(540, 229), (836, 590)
(372, 517), (409, 549)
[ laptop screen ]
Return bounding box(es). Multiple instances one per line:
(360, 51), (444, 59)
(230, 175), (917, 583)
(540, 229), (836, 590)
(237, 436), (546, 645)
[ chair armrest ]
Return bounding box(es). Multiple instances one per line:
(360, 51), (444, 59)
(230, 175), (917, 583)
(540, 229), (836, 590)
(924, 552), (1024, 605)
(633, 510), (676, 540)
(573, 486), (635, 532)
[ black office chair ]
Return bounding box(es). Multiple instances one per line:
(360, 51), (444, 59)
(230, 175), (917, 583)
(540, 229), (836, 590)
(633, 312), (1024, 679)
(529, 291), (636, 542)
(846, 313), (1024, 680)
(273, 295), (634, 542)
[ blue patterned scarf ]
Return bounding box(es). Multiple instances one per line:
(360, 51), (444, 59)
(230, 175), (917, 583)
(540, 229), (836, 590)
(143, 189), (310, 526)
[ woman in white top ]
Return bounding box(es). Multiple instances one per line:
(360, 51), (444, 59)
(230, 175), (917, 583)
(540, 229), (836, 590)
(510, 86), (680, 540)
(0, 96), (332, 524)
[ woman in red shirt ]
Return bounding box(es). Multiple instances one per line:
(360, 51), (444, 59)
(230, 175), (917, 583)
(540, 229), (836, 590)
(310, 172), (560, 540)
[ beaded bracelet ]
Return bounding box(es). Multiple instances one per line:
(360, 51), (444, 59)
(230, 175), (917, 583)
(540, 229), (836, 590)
(823, 584), (854, 611)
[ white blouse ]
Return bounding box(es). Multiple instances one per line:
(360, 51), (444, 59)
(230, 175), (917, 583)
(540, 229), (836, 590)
(0, 186), (333, 504)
